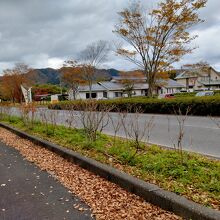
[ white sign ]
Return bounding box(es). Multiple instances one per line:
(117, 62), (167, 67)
(21, 85), (32, 104)
(51, 94), (59, 104)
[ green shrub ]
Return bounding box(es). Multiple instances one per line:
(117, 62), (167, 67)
(48, 96), (220, 116)
(174, 92), (196, 98)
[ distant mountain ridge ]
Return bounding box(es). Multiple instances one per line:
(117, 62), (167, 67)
(27, 68), (61, 85)
(26, 68), (120, 85)
(0, 68), (142, 86)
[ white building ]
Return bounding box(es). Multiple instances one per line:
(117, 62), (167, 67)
(68, 81), (149, 100)
(68, 78), (184, 100)
(175, 67), (220, 92)
(158, 79), (184, 95)
(98, 81), (149, 98)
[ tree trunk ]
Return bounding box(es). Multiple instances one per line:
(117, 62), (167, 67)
(89, 82), (92, 100)
(72, 86), (76, 100)
(146, 72), (154, 97)
(147, 86), (153, 97)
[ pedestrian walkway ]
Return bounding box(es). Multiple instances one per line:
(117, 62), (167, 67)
(0, 141), (92, 220)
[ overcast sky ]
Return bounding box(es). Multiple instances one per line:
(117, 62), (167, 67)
(0, 0), (219, 74)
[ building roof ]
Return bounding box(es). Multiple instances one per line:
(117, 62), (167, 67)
(112, 76), (147, 81)
(133, 83), (149, 89)
(98, 82), (124, 90)
(99, 81), (149, 90)
(162, 79), (184, 88)
(175, 69), (200, 79)
(77, 79), (181, 93)
(78, 84), (106, 92)
(175, 67), (220, 79)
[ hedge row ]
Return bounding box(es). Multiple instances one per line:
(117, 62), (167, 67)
(174, 91), (220, 98)
(48, 96), (220, 116)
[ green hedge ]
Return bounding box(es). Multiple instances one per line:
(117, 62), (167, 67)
(174, 92), (197, 98)
(48, 96), (220, 116)
(174, 91), (220, 98)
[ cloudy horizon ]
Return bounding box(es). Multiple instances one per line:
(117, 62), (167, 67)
(0, 0), (219, 74)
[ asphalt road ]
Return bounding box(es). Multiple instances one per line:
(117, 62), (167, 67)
(7, 107), (220, 159)
(0, 141), (92, 220)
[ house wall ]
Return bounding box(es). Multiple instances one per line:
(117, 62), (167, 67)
(176, 69), (220, 91)
(176, 78), (186, 87)
(75, 92), (86, 100)
(71, 91), (105, 100)
(107, 91), (124, 98)
(134, 90), (142, 96)
(107, 91), (115, 99)
(200, 69), (220, 80)
(159, 87), (182, 94)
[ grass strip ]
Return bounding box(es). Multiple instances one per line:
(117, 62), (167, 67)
(1, 115), (220, 211)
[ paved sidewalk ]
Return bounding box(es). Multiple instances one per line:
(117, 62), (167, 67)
(0, 141), (92, 220)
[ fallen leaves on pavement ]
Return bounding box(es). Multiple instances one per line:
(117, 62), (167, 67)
(0, 128), (181, 220)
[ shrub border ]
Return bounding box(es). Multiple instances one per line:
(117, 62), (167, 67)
(0, 122), (220, 220)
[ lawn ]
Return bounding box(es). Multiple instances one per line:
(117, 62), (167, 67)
(0, 115), (220, 211)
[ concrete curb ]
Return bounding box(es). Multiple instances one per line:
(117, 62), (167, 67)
(0, 122), (220, 220)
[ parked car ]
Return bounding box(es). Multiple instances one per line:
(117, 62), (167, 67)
(96, 97), (108, 100)
(158, 94), (175, 99)
(195, 91), (214, 97)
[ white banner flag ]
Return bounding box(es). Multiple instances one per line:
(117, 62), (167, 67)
(21, 85), (32, 104)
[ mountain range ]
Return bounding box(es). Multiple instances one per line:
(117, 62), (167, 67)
(25, 68), (120, 85)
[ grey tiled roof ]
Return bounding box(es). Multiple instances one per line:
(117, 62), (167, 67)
(175, 70), (199, 79)
(77, 79), (181, 93)
(98, 82), (124, 90)
(112, 76), (147, 81)
(133, 83), (149, 89)
(78, 84), (106, 92)
(99, 82), (149, 90)
(163, 79), (184, 88)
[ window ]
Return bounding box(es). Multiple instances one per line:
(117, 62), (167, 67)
(141, 89), (148, 96)
(103, 91), (108, 98)
(201, 76), (210, 81)
(115, 92), (123, 97)
(86, 93), (97, 99)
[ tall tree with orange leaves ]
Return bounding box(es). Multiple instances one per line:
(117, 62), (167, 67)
(114, 0), (207, 97)
(1, 63), (31, 103)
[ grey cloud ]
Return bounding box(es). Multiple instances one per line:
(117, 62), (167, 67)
(0, 0), (219, 74)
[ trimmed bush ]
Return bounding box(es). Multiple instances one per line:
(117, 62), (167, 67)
(48, 96), (220, 116)
(174, 91), (220, 98)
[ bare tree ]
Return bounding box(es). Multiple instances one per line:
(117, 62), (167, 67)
(77, 100), (112, 143)
(65, 105), (78, 129)
(0, 105), (7, 120)
(167, 106), (191, 163)
(120, 106), (155, 160)
(39, 109), (50, 135)
(114, 0), (207, 97)
(20, 103), (36, 128)
(108, 109), (122, 146)
(79, 40), (110, 99)
(48, 110), (59, 135)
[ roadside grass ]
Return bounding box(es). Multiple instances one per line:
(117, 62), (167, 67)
(1, 115), (220, 210)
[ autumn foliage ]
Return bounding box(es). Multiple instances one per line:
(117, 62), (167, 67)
(114, 0), (207, 96)
(0, 63), (31, 103)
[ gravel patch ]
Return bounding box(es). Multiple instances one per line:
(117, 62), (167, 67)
(0, 128), (181, 220)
